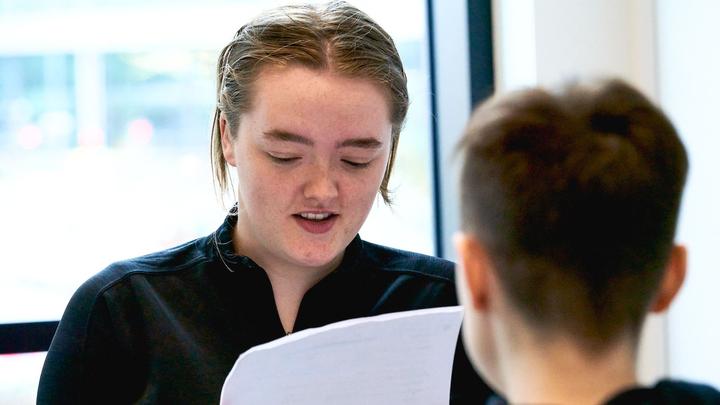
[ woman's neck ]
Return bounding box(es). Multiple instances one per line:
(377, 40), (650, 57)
(264, 268), (333, 334)
(231, 223), (343, 334)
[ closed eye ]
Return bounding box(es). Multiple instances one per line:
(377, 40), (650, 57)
(342, 159), (371, 168)
(267, 153), (300, 164)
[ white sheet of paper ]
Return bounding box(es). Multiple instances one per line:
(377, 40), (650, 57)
(220, 306), (464, 405)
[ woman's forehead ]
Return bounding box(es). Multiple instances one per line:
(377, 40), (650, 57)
(244, 66), (393, 143)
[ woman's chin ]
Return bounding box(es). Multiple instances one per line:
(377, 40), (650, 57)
(289, 249), (344, 271)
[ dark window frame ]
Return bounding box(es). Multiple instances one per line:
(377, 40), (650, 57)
(0, 321), (59, 354)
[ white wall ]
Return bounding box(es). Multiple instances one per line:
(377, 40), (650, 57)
(494, 0), (656, 94)
(656, 0), (720, 388)
(491, 0), (669, 385)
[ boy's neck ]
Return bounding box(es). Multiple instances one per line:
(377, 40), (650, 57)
(497, 334), (638, 405)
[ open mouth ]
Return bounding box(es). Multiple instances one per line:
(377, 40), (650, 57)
(293, 212), (338, 234)
(297, 212), (335, 221)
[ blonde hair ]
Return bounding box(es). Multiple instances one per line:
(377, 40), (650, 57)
(211, 1), (409, 205)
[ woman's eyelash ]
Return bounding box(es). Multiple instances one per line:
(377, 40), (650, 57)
(342, 159), (370, 168)
(268, 154), (369, 168)
(267, 154), (300, 164)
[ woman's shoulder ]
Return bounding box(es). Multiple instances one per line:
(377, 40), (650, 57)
(359, 240), (455, 282)
(71, 235), (212, 306)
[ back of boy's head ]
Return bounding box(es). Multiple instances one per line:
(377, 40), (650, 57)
(458, 78), (688, 350)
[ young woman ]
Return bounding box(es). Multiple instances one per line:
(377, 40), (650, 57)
(38, 2), (491, 403)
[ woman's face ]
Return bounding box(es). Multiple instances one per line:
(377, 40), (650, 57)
(221, 66), (393, 271)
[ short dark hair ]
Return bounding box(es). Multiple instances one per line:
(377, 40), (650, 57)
(458, 79), (688, 350)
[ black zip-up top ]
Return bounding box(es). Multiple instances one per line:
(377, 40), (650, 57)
(38, 214), (493, 404)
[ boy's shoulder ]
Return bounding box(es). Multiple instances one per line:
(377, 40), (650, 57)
(606, 379), (720, 404)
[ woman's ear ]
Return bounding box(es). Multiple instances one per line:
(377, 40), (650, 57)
(650, 244), (687, 313)
(219, 113), (237, 167)
(454, 233), (492, 312)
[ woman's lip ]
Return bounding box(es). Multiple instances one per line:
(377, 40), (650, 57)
(293, 214), (338, 234)
(295, 210), (338, 215)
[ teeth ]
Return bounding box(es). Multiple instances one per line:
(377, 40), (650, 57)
(299, 212), (332, 221)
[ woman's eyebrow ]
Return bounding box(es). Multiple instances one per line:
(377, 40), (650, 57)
(263, 129), (313, 145)
(264, 130), (383, 149)
(337, 138), (383, 149)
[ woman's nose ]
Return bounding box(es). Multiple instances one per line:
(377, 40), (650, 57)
(302, 163), (339, 203)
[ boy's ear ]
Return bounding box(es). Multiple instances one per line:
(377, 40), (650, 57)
(219, 113), (237, 167)
(650, 244), (687, 313)
(454, 233), (493, 311)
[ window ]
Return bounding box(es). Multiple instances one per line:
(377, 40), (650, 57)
(0, 0), (441, 401)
